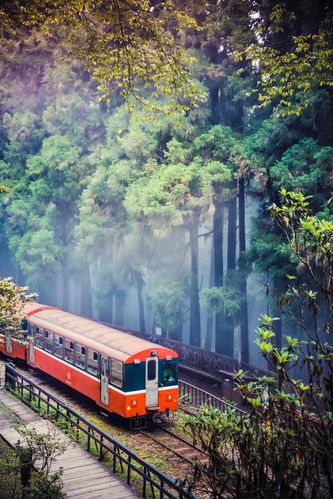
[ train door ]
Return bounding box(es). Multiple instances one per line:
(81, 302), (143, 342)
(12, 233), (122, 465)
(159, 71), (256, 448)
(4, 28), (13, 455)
(27, 337), (35, 365)
(5, 333), (12, 354)
(100, 355), (109, 406)
(146, 357), (159, 408)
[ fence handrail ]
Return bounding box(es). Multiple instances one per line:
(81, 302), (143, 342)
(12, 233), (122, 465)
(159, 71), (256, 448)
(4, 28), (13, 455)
(5, 363), (194, 499)
(179, 380), (247, 415)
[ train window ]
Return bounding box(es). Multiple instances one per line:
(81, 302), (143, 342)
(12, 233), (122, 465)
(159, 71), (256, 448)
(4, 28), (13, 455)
(54, 335), (64, 358)
(75, 344), (86, 369)
(64, 339), (74, 363)
(34, 326), (44, 348)
(87, 349), (98, 376)
(44, 330), (53, 353)
(110, 360), (123, 387)
(147, 359), (156, 381)
(163, 361), (176, 383)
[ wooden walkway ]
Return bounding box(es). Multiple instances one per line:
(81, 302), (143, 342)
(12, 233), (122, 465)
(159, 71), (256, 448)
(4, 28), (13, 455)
(0, 387), (138, 498)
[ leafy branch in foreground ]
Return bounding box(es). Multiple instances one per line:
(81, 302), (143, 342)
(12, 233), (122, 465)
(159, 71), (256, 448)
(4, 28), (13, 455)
(183, 191), (333, 498)
(0, 0), (205, 113)
(235, 3), (333, 116)
(271, 189), (333, 314)
(0, 423), (66, 498)
(0, 277), (36, 339)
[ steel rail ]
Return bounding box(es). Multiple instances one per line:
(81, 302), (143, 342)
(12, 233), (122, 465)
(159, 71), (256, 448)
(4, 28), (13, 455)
(141, 427), (209, 466)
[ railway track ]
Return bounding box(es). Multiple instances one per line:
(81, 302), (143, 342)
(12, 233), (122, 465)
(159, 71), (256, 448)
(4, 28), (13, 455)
(141, 426), (210, 466)
(14, 363), (211, 467)
(0, 358), (212, 478)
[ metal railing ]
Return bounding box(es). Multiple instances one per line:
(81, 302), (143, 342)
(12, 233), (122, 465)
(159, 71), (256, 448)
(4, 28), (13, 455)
(179, 380), (246, 415)
(5, 363), (193, 499)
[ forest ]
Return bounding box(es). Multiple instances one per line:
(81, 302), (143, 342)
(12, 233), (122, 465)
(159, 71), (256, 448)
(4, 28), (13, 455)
(0, 0), (332, 368)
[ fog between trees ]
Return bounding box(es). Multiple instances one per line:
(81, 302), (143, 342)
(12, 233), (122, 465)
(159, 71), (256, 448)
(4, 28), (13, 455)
(0, 1), (332, 368)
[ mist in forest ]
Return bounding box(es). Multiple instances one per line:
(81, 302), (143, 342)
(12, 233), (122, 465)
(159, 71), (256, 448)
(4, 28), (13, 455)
(1, 0), (333, 372)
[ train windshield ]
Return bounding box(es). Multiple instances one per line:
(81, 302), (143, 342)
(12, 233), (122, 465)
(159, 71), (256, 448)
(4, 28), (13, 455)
(163, 361), (176, 383)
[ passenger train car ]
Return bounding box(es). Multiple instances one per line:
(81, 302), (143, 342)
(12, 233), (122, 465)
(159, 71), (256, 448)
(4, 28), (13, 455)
(0, 303), (178, 428)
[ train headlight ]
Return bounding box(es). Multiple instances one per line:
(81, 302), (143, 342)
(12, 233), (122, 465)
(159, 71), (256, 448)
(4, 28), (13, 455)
(167, 394), (172, 401)
(131, 399), (137, 407)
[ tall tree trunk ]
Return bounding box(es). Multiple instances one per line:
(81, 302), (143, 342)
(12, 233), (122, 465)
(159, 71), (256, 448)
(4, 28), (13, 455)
(62, 256), (69, 311)
(213, 199), (225, 354)
(213, 200), (224, 287)
(60, 219), (69, 311)
(189, 213), (201, 347)
(99, 292), (113, 324)
(169, 316), (183, 342)
(80, 261), (92, 318)
(227, 197), (237, 271)
(205, 240), (215, 351)
(221, 196), (237, 358)
(0, 234), (14, 278)
(114, 290), (125, 326)
(136, 273), (146, 333)
(238, 177), (249, 363)
(39, 280), (54, 305)
(208, 44), (221, 125)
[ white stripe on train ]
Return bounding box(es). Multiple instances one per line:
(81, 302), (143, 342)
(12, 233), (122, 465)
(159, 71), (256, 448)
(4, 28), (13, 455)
(34, 347), (177, 396)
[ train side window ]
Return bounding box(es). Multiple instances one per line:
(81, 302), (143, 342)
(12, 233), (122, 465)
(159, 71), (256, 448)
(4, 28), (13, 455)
(54, 335), (64, 358)
(34, 326), (44, 348)
(64, 339), (74, 363)
(44, 330), (53, 353)
(110, 359), (123, 388)
(87, 349), (98, 376)
(75, 344), (86, 369)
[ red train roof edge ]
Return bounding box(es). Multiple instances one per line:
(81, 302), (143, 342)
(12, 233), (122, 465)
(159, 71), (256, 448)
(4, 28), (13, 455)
(26, 305), (57, 317)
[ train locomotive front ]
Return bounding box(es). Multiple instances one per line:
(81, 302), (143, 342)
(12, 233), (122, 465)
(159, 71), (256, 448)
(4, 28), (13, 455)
(0, 303), (179, 428)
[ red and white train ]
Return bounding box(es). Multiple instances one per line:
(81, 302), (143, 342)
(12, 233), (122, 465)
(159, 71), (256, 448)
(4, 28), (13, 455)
(0, 303), (179, 428)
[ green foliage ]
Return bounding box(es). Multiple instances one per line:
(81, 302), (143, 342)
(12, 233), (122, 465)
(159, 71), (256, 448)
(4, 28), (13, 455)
(0, 424), (65, 499)
(201, 285), (241, 317)
(238, 3), (333, 116)
(0, 0), (205, 114)
(125, 124), (242, 235)
(0, 184), (10, 193)
(125, 159), (210, 233)
(270, 138), (333, 198)
(17, 424), (67, 474)
(0, 66), (102, 289)
(184, 193), (333, 497)
(26, 470), (65, 499)
(0, 438), (22, 498)
(146, 278), (186, 338)
(0, 277), (35, 338)
(271, 189), (333, 313)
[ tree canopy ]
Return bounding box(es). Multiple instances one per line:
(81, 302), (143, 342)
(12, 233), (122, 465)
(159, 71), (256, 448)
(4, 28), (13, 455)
(0, 0), (205, 113)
